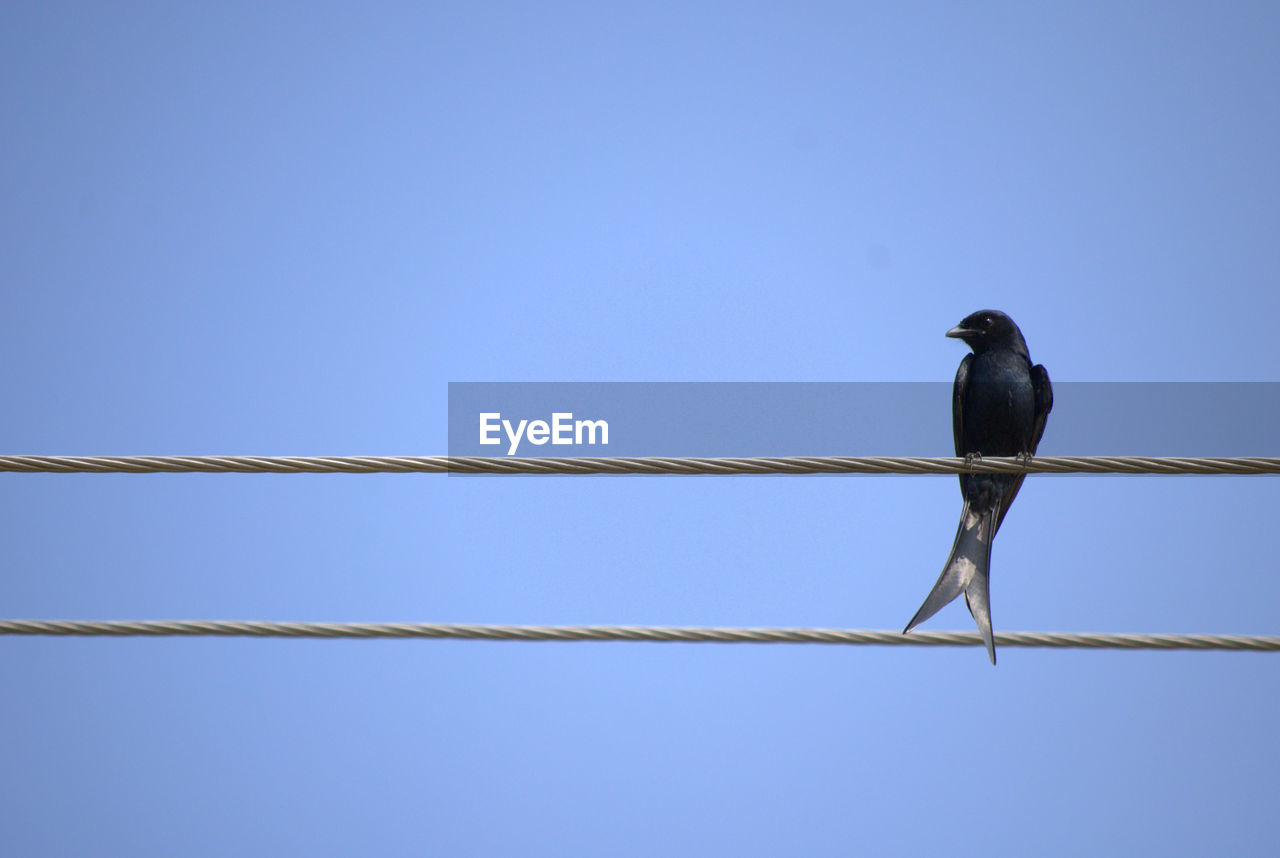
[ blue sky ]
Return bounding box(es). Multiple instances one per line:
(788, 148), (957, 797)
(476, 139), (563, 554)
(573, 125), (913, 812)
(2, 2), (1279, 855)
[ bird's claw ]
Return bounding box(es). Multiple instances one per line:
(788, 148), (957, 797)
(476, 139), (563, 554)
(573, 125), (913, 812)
(963, 452), (982, 469)
(1015, 451), (1034, 467)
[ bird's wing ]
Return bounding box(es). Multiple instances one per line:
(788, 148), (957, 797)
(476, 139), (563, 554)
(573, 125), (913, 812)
(953, 353), (972, 494)
(994, 361), (1052, 534)
(952, 353), (971, 455)
(1030, 363), (1053, 451)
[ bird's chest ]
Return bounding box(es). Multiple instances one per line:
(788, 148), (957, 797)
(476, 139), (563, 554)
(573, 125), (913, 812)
(962, 354), (1035, 454)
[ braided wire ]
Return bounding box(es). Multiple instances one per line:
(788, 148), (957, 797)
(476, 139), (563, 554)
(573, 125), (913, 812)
(1, 619), (1276, 651)
(1, 454), (1279, 475)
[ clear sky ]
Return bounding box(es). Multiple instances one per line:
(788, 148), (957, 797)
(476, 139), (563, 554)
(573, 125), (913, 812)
(3, 2), (1279, 855)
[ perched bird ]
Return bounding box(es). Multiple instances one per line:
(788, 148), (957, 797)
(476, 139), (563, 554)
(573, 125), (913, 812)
(903, 310), (1053, 664)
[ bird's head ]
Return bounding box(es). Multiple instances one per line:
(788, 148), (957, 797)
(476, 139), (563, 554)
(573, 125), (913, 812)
(946, 309), (1029, 356)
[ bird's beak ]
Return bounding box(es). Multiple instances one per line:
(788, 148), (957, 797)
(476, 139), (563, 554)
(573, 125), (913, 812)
(945, 325), (971, 339)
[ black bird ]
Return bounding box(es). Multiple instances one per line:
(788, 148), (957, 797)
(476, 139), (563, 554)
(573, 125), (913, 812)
(903, 310), (1053, 664)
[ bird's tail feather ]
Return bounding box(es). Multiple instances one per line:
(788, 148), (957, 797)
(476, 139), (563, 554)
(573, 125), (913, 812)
(904, 499), (996, 662)
(964, 566), (996, 665)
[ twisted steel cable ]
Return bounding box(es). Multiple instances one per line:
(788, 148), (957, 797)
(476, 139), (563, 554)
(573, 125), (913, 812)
(1, 454), (1279, 475)
(1, 620), (1277, 651)
(5, 455), (1276, 654)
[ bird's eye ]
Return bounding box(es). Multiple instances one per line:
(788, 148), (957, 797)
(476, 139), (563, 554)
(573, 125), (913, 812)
(982, 315), (993, 327)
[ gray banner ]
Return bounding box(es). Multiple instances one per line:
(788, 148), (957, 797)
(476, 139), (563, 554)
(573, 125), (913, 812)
(447, 382), (1280, 457)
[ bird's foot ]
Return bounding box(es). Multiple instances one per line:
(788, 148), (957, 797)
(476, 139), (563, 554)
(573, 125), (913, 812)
(963, 452), (983, 469)
(1015, 451), (1034, 468)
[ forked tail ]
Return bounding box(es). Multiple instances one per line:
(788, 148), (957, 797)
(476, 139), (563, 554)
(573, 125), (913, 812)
(903, 499), (998, 664)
